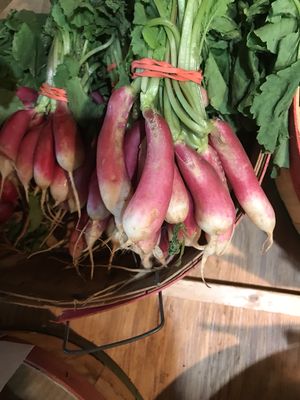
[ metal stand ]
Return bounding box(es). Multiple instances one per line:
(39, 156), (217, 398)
(63, 273), (165, 355)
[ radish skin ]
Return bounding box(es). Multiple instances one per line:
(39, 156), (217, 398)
(0, 155), (13, 198)
(52, 101), (85, 217)
(200, 144), (227, 188)
(124, 120), (144, 181)
(0, 109), (34, 161)
(0, 178), (18, 205)
(210, 119), (275, 249)
(50, 164), (69, 206)
(0, 202), (15, 224)
(123, 109), (174, 243)
(87, 170), (110, 221)
(165, 164), (189, 224)
(97, 86), (135, 223)
(15, 123), (43, 200)
(175, 142), (236, 236)
(33, 118), (55, 207)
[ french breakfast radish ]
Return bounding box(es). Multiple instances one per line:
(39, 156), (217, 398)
(33, 117), (55, 207)
(210, 119), (275, 249)
(0, 109), (34, 162)
(200, 144), (227, 188)
(124, 120), (144, 181)
(50, 163), (69, 206)
(15, 122), (44, 201)
(123, 109), (174, 243)
(0, 177), (18, 205)
(0, 201), (15, 224)
(165, 164), (189, 224)
(52, 101), (85, 217)
(0, 155), (13, 198)
(87, 170), (110, 221)
(175, 142), (236, 236)
(97, 86), (136, 224)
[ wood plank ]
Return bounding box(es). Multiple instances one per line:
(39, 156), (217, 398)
(66, 295), (300, 400)
(164, 278), (300, 317)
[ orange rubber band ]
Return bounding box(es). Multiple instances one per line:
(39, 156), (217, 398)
(39, 83), (68, 102)
(131, 58), (203, 84)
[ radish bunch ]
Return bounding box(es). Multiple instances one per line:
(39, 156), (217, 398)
(95, 85), (275, 272)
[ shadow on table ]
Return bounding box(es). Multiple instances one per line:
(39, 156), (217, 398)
(155, 326), (300, 400)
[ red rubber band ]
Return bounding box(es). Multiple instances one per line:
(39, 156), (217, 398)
(39, 83), (68, 102)
(131, 58), (203, 84)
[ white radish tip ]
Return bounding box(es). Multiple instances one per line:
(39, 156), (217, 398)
(261, 233), (273, 253)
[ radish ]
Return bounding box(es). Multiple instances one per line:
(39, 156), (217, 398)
(200, 144), (227, 188)
(84, 217), (109, 278)
(16, 87), (38, 108)
(97, 86), (136, 224)
(165, 164), (189, 224)
(0, 155), (14, 198)
(0, 109), (34, 161)
(124, 120), (144, 181)
(175, 142), (236, 236)
(210, 119), (276, 249)
(68, 145), (95, 213)
(15, 122), (44, 201)
(33, 117), (55, 208)
(0, 178), (18, 205)
(175, 142), (236, 281)
(135, 229), (162, 269)
(87, 170), (110, 221)
(0, 202), (15, 224)
(168, 191), (202, 249)
(50, 163), (69, 206)
(52, 101), (85, 218)
(123, 109), (174, 243)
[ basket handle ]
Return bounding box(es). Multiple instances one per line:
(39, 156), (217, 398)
(62, 280), (164, 355)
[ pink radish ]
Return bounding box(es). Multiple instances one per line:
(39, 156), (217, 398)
(175, 142), (236, 281)
(50, 163), (69, 206)
(124, 120), (144, 181)
(175, 142), (236, 236)
(52, 101), (85, 218)
(165, 164), (189, 224)
(135, 229), (162, 269)
(210, 119), (275, 249)
(68, 145), (95, 213)
(136, 136), (147, 183)
(87, 170), (110, 221)
(0, 155), (14, 198)
(200, 144), (227, 188)
(0, 109), (34, 161)
(16, 86), (38, 108)
(0, 201), (15, 224)
(97, 86), (136, 224)
(33, 117), (55, 207)
(168, 191), (202, 249)
(0, 178), (18, 205)
(123, 109), (174, 243)
(15, 122), (44, 201)
(84, 217), (109, 279)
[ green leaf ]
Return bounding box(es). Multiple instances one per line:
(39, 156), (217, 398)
(12, 23), (35, 71)
(275, 32), (300, 70)
(250, 60), (300, 153)
(142, 26), (159, 49)
(204, 52), (230, 114)
(254, 18), (297, 53)
(0, 89), (23, 125)
(59, 0), (81, 17)
(268, 0), (299, 21)
(51, 2), (67, 28)
(273, 114), (290, 168)
(244, 0), (270, 19)
(210, 16), (241, 41)
(133, 3), (148, 25)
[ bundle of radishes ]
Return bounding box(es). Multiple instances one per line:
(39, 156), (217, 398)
(0, 0), (284, 281)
